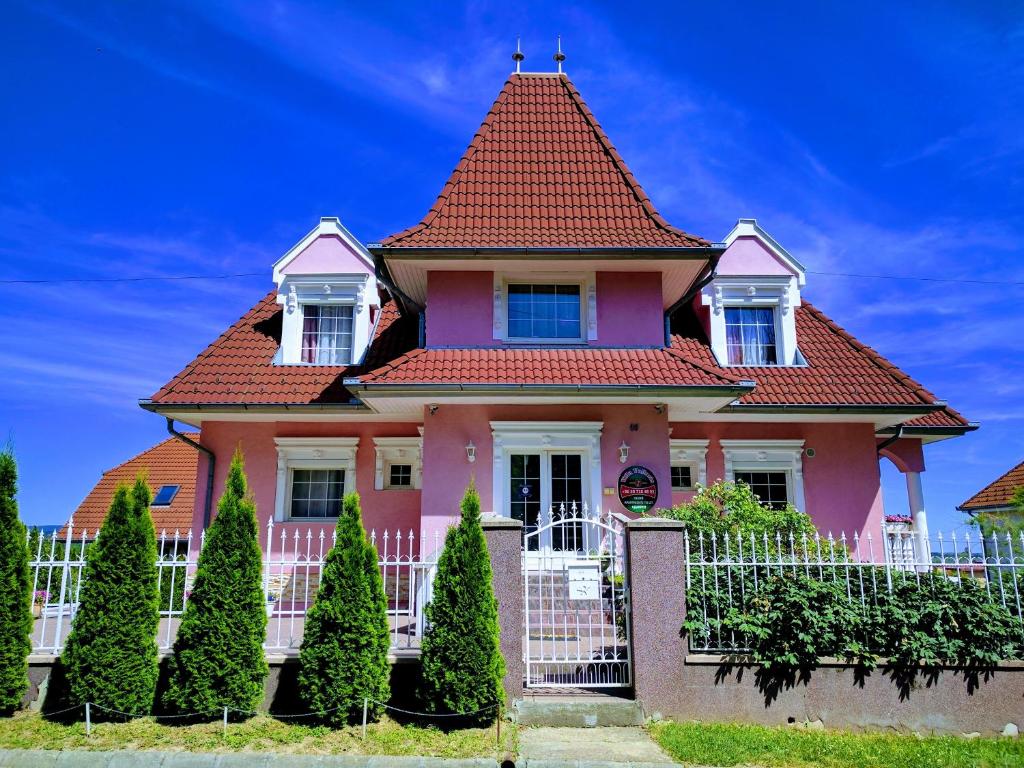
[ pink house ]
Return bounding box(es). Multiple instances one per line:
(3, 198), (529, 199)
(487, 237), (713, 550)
(142, 72), (973, 556)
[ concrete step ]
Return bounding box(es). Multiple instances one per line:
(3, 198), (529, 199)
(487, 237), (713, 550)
(510, 696), (644, 727)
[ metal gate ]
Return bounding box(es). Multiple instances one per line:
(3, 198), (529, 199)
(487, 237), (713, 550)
(522, 503), (631, 688)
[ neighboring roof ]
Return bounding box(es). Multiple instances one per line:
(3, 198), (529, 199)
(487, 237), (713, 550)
(68, 436), (199, 535)
(380, 73), (710, 249)
(959, 460), (1024, 512)
(148, 292), (418, 406)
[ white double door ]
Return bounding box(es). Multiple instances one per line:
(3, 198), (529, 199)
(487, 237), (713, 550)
(509, 451), (587, 552)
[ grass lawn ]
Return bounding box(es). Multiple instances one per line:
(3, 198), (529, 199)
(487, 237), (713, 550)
(0, 711), (516, 758)
(650, 721), (1024, 768)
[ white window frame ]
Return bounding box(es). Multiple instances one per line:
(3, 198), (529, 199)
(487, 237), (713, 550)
(721, 439), (805, 512)
(277, 274), (375, 366)
(490, 422), (603, 519)
(702, 276), (801, 367)
(493, 273), (597, 343)
(670, 439), (708, 491)
(373, 437), (423, 490)
(274, 437), (359, 521)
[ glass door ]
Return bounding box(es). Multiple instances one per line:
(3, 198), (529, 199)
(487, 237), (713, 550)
(509, 452), (586, 552)
(510, 453), (542, 551)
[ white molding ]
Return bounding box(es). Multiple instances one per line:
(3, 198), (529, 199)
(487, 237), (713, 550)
(276, 273), (378, 366)
(492, 272), (595, 343)
(489, 422), (603, 518)
(273, 437), (359, 521)
(701, 276), (801, 367)
(670, 439), (709, 488)
(372, 437), (423, 490)
(721, 439), (806, 512)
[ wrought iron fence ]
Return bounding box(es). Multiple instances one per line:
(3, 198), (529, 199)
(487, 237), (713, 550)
(28, 519), (441, 655)
(684, 523), (1024, 653)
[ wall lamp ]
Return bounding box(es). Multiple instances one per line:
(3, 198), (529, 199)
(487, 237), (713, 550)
(618, 441), (630, 464)
(466, 440), (476, 463)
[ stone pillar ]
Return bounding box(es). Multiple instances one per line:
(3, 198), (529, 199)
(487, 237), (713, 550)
(626, 517), (687, 717)
(481, 515), (524, 703)
(905, 470), (930, 563)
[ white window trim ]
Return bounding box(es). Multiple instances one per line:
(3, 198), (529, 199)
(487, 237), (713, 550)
(490, 421), (603, 517)
(701, 276), (801, 367)
(493, 272), (597, 343)
(276, 273), (378, 366)
(670, 439), (709, 490)
(721, 439), (805, 512)
(373, 437), (423, 490)
(274, 437), (359, 521)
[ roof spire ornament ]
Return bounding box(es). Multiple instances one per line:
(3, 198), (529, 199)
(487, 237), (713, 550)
(512, 36), (525, 74)
(553, 35), (565, 74)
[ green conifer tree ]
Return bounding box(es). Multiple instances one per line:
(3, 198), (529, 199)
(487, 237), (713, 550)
(297, 492), (390, 725)
(419, 482), (504, 725)
(0, 449), (32, 713)
(61, 476), (160, 716)
(163, 449), (267, 715)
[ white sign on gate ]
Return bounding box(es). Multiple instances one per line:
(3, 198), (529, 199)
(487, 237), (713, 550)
(566, 561), (602, 601)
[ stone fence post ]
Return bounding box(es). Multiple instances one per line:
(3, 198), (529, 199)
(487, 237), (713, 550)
(481, 515), (524, 703)
(626, 517), (687, 717)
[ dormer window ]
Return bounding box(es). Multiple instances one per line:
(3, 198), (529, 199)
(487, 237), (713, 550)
(301, 305), (354, 365)
(725, 307), (778, 365)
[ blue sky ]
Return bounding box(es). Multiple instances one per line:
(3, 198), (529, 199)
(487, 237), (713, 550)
(2, 1), (1022, 532)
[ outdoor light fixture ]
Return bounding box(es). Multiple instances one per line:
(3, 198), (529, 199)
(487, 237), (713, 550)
(428, 404), (439, 415)
(618, 441), (629, 464)
(466, 440), (476, 463)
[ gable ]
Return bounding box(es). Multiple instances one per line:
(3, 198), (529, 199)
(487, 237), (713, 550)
(282, 234), (374, 277)
(718, 236), (797, 278)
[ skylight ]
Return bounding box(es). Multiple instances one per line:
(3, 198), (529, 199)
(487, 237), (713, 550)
(152, 485), (180, 507)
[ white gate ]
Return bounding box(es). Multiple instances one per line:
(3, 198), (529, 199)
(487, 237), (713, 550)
(522, 503), (631, 689)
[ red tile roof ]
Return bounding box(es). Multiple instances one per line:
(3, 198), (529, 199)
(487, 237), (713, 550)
(381, 74), (709, 249)
(67, 436), (199, 535)
(959, 460), (1024, 511)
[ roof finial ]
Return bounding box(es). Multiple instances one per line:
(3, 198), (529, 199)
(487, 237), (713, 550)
(512, 36), (525, 74)
(553, 35), (565, 74)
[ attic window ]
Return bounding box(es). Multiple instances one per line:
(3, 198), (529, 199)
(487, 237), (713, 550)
(725, 307), (778, 365)
(152, 485), (180, 507)
(301, 305), (354, 365)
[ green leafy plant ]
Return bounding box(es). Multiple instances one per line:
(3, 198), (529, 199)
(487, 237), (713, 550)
(298, 492), (391, 726)
(61, 477), (161, 717)
(163, 450), (267, 715)
(0, 449), (32, 714)
(419, 483), (504, 725)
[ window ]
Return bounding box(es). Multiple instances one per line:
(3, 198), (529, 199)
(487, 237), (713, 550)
(387, 463), (412, 488)
(507, 283), (581, 340)
(725, 307), (777, 365)
(151, 485), (180, 506)
(734, 470), (789, 510)
(301, 304), (354, 364)
(671, 465), (694, 491)
(289, 468), (345, 518)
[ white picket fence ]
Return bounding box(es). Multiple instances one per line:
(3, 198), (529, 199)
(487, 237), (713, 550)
(27, 519), (442, 655)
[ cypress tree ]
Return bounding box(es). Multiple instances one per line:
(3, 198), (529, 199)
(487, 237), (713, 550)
(164, 449), (267, 715)
(0, 449), (32, 713)
(61, 476), (160, 716)
(297, 492), (390, 725)
(419, 483), (504, 725)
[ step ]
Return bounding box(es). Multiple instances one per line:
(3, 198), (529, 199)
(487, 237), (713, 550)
(510, 695), (644, 727)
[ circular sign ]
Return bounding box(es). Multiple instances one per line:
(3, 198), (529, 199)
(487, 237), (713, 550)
(519, 484), (532, 498)
(617, 465), (658, 514)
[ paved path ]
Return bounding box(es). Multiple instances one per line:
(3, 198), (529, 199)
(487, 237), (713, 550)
(518, 726), (674, 766)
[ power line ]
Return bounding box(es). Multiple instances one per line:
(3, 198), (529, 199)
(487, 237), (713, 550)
(0, 272), (263, 285)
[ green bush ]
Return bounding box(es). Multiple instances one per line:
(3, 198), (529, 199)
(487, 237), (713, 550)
(298, 492), (390, 725)
(0, 449), (32, 713)
(419, 483), (504, 725)
(163, 450), (267, 715)
(61, 477), (160, 716)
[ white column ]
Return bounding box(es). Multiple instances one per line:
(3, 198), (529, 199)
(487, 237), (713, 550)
(906, 470), (930, 563)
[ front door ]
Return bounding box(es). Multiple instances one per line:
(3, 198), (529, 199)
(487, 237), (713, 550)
(509, 452), (585, 552)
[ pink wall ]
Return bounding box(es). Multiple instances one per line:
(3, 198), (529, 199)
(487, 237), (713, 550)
(282, 235), (373, 276)
(420, 404), (672, 548)
(670, 421), (885, 541)
(193, 421), (423, 550)
(424, 270), (664, 348)
(717, 236), (794, 276)
(877, 437), (926, 474)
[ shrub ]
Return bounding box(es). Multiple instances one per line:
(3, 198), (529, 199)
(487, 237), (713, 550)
(419, 483), (504, 725)
(61, 477), (160, 716)
(163, 450), (267, 715)
(297, 492), (390, 725)
(0, 449), (32, 713)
